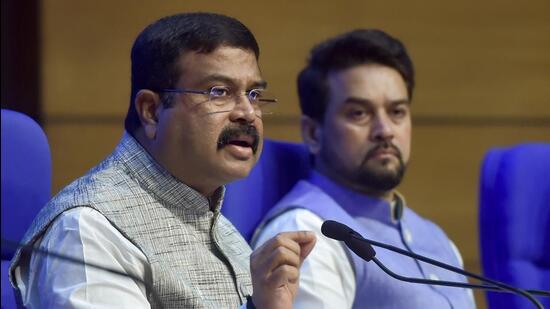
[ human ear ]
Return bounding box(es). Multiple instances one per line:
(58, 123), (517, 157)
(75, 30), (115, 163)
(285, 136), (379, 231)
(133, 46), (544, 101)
(134, 90), (161, 140)
(301, 115), (322, 155)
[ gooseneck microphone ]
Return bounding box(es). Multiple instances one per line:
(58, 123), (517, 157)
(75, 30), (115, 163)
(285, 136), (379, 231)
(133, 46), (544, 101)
(322, 220), (550, 296)
(321, 220), (549, 309)
(2, 238), (164, 308)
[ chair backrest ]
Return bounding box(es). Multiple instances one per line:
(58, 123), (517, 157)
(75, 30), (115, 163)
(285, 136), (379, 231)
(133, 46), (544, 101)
(222, 139), (311, 242)
(479, 143), (550, 309)
(1, 109), (52, 309)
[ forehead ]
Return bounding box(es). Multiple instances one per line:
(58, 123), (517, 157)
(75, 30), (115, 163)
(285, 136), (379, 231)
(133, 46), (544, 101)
(176, 46), (263, 87)
(326, 64), (408, 107)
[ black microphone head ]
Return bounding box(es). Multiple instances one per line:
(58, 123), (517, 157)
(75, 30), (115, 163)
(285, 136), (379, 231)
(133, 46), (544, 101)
(321, 220), (356, 241)
(322, 220), (376, 262)
(346, 236), (376, 261)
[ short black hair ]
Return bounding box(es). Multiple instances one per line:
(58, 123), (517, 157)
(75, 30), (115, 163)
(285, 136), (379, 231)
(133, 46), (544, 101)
(124, 12), (260, 134)
(297, 29), (414, 121)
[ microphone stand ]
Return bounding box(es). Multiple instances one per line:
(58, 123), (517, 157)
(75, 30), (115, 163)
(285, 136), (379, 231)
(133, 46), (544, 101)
(351, 235), (549, 297)
(345, 235), (546, 309)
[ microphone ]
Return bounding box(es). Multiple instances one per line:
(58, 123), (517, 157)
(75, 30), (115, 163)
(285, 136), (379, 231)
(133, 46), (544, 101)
(321, 220), (376, 261)
(321, 220), (549, 309)
(2, 238), (164, 308)
(321, 219), (357, 240)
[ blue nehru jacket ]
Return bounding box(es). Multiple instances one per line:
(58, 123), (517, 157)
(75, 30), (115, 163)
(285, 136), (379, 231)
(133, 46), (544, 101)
(256, 172), (476, 309)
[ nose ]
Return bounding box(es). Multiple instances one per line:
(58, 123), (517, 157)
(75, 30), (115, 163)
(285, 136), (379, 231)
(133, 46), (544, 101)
(229, 94), (257, 123)
(370, 113), (394, 143)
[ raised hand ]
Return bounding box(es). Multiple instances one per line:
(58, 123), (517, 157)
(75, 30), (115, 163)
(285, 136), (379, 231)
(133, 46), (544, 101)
(250, 231), (316, 309)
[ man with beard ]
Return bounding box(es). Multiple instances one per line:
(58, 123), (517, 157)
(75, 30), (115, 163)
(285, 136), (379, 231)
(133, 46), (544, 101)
(253, 29), (475, 308)
(9, 13), (315, 309)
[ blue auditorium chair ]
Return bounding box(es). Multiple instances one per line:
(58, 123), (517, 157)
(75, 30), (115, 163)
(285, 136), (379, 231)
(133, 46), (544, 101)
(479, 143), (550, 308)
(223, 139), (311, 242)
(1, 109), (52, 309)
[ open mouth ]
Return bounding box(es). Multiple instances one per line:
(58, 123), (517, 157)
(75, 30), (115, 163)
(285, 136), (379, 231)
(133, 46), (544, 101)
(217, 124), (259, 154)
(222, 135), (257, 160)
(227, 135), (253, 148)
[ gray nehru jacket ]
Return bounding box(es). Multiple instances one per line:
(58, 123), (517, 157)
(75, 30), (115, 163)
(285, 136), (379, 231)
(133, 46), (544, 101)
(9, 133), (253, 308)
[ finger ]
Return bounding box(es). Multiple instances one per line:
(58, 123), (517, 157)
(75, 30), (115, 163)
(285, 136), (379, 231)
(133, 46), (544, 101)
(251, 231), (317, 273)
(277, 230), (317, 245)
(250, 243), (299, 277)
(266, 264), (299, 288)
(266, 246), (301, 272)
(277, 231), (317, 264)
(258, 233), (302, 257)
(298, 233), (317, 264)
(254, 245), (301, 276)
(266, 231), (316, 257)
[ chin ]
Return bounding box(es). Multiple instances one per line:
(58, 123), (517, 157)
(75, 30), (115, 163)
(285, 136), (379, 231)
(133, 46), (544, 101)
(371, 157), (403, 172)
(221, 161), (255, 183)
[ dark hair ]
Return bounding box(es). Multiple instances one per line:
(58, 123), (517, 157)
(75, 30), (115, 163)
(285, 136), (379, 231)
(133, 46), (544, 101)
(124, 12), (260, 134)
(297, 29), (415, 121)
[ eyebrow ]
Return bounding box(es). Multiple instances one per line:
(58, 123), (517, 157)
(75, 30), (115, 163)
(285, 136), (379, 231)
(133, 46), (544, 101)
(196, 74), (268, 89)
(343, 97), (410, 106)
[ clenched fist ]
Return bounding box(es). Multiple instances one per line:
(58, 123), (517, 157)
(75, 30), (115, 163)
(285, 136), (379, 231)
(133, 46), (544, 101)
(249, 231), (316, 309)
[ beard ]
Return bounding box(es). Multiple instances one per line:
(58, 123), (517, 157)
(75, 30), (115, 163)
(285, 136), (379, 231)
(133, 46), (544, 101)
(356, 155), (406, 191)
(320, 142), (406, 192)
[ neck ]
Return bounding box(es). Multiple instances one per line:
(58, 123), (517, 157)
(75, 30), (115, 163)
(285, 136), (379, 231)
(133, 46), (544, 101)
(133, 130), (219, 199)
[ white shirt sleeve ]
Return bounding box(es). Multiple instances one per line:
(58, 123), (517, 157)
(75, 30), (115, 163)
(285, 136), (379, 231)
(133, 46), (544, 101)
(14, 207), (151, 308)
(253, 208), (356, 309)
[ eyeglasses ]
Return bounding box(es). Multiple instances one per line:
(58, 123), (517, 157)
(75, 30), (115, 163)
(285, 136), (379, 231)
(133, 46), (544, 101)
(158, 85), (277, 117)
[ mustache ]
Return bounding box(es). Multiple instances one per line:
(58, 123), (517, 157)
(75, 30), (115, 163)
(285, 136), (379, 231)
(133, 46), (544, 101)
(216, 124), (260, 154)
(362, 142), (403, 163)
